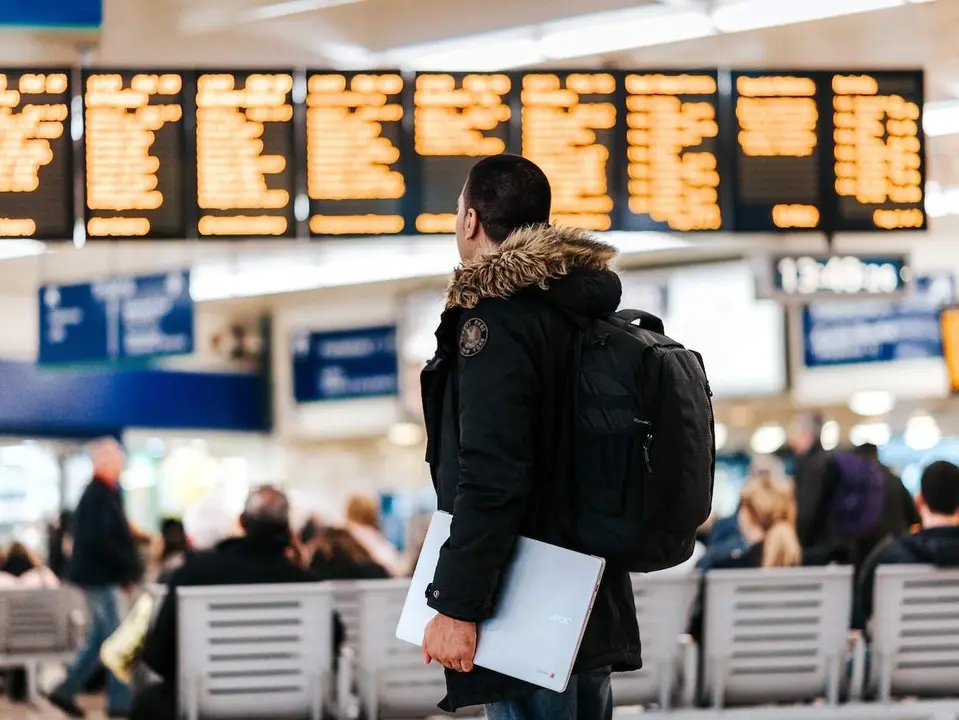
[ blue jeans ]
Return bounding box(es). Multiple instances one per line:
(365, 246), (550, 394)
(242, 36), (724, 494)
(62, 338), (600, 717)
(486, 669), (613, 720)
(55, 587), (132, 713)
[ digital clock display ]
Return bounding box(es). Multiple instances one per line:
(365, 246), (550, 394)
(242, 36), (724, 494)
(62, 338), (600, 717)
(772, 254), (910, 299)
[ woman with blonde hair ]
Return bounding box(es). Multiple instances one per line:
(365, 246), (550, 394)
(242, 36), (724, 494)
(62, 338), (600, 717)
(344, 494), (405, 577)
(735, 474), (803, 569)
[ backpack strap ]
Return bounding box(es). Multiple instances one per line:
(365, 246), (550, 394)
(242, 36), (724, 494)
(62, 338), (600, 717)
(614, 309), (665, 335)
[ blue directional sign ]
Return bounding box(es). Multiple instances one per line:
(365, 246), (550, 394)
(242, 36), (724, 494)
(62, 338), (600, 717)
(0, 0), (102, 29)
(39, 271), (193, 366)
(803, 273), (956, 368)
(292, 326), (398, 403)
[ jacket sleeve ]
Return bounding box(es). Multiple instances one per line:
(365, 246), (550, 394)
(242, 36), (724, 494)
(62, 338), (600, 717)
(427, 302), (539, 622)
(796, 452), (836, 548)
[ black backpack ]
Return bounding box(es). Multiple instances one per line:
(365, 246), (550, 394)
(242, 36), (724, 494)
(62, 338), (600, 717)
(571, 309), (716, 572)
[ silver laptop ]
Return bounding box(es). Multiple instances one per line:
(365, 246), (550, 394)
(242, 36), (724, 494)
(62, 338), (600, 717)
(396, 511), (605, 693)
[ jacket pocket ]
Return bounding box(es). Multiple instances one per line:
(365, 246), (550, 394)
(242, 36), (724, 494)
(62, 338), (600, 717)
(421, 355), (446, 466)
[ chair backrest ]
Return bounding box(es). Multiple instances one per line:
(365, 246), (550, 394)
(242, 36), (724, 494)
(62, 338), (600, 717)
(327, 581), (362, 648)
(355, 579), (448, 718)
(873, 565), (959, 699)
(702, 566), (853, 707)
(0, 588), (74, 654)
(177, 583), (333, 719)
(611, 572), (699, 708)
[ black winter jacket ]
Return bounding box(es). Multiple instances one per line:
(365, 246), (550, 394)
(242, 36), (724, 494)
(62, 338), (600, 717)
(854, 526), (959, 629)
(421, 226), (641, 711)
(67, 478), (141, 587)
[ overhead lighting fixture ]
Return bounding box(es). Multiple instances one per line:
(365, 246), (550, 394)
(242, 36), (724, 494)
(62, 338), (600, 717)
(924, 99), (959, 137)
(820, 420), (841, 451)
(0, 239), (45, 261)
(904, 413), (942, 451)
(540, 7), (715, 60)
(711, 0), (904, 33)
(925, 182), (959, 218)
(850, 422), (892, 447)
(751, 424), (786, 455)
(849, 390), (896, 417)
(384, 30), (541, 71)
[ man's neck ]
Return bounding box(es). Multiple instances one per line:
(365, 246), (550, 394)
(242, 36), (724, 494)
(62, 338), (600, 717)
(95, 475), (118, 490)
(922, 513), (959, 530)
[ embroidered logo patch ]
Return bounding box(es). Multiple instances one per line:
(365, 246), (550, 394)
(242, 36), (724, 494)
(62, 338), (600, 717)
(459, 318), (489, 357)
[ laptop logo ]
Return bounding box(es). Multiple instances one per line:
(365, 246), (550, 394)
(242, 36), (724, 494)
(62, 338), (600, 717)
(550, 614), (572, 626)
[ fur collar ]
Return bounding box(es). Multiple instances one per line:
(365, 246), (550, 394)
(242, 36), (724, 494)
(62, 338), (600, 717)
(445, 225), (617, 309)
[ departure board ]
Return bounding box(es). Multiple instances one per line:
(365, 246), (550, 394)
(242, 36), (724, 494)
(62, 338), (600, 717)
(730, 72), (827, 232)
(620, 71), (723, 232)
(83, 71), (186, 239)
(0, 70), (72, 239)
(307, 72), (406, 237)
(521, 72), (617, 231)
(195, 71), (295, 238)
(829, 71), (925, 231)
(414, 72), (513, 234)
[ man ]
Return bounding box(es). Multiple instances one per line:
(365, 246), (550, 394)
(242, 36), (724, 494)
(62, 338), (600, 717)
(47, 438), (140, 719)
(787, 411), (833, 548)
(420, 154), (640, 719)
(855, 443), (921, 537)
(131, 486), (321, 720)
(855, 460), (959, 629)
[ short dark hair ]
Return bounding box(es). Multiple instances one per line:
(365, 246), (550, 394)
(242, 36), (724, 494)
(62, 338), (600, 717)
(463, 154), (551, 243)
(921, 461), (959, 516)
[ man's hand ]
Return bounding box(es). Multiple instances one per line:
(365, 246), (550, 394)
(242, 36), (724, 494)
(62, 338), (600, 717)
(422, 614), (477, 673)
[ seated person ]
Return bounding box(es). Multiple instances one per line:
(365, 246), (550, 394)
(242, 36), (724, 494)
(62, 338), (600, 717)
(131, 486), (326, 720)
(854, 460), (959, 630)
(689, 474), (802, 640)
(0, 541), (59, 588)
(304, 521), (390, 581)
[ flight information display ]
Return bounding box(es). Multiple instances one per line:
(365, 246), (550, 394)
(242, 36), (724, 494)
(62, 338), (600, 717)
(414, 72), (514, 234)
(620, 71), (723, 232)
(307, 72), (406, 237)
(195, 71), (296, 238)
(829, 71), (925, 232)
(83, 71), (186, 239)
(0, 70), (72, 239)
(521, 72), (617, 231)
(730, 71), (827, 232)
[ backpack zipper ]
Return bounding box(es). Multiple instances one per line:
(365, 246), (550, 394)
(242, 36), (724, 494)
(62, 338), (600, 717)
(634, 419), (653, 473)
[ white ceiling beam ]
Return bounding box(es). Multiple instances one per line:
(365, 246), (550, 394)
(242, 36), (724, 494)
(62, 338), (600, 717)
(179, 0), (368, 35)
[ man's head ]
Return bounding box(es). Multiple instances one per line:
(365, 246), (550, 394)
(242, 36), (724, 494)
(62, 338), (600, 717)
(456, 154), (551, 263)
(89, 438), (125, 485)
(918, 461), (959, 528)
(239, 485), (292, 545)
(786, 411), (824, 456)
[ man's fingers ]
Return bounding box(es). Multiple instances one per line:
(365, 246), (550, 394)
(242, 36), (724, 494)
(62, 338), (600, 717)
(422, 646), (432, 665)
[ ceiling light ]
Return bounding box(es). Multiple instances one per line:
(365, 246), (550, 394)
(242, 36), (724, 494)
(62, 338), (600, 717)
(0, 239), (45, 261)
(711, 0), (902, 33)
(751, 424), (786, 455)
(904, 413), (942, 451)
(540, 8), (715, 60)
(385, 31), (541, 71)
(925, 182), (959, 218)
(714, 423), (729, 452)
(388, 422), (425, 448)
(924, 99), (959, 137)
(849, 390), (896, 417)
(821, 420), (841, 451)
(850, 422), (892, 447)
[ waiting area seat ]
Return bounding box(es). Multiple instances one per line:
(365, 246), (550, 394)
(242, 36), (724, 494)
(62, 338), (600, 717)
(176, 583), (334, 720)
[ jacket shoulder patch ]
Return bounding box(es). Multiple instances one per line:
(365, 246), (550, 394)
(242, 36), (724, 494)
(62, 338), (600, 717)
(460, 318), (489, 357)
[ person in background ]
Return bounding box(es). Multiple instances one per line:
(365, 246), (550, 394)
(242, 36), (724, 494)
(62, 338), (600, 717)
(47, 510), (73, 579)
(854, 460), (959, 630)
(47, 438), (140, 719)
(131, 486), (329, 720)
(0, 541), (59, 588)
(304, 520), (390, 581)
(787, 411), (832, 549)
(344, 494), (405, 577)
(689, 474), (803, 640)
(156, 519), (189, 581)
(182, 493), (236, 552)
(855, 443), (921, 537)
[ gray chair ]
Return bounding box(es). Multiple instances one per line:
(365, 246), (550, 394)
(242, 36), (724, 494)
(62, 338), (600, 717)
(611, 572), (700, 710)
(0, 587), (81, 703)
(702, 566), (854, 708)
(354, 579), (449, 719)
(870, 565), (959, 701)
(176, 583), (334, 720)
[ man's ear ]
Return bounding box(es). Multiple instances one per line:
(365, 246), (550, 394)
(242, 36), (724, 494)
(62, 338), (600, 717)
(464, 207), (479, 240)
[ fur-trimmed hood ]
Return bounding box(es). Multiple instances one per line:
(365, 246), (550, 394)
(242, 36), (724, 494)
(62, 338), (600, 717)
(446, 225), (618, 309)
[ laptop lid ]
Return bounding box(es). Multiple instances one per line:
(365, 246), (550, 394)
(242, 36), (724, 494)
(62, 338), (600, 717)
(396, 511), (605, 693)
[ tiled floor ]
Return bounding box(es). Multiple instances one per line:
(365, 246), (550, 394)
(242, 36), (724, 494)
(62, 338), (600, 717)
(0, 694), (108, 719)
